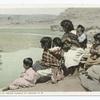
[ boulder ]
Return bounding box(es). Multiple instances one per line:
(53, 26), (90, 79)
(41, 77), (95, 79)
(79, 65), (100, 91)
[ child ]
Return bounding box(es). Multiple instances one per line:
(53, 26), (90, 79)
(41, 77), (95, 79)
(85, 33), (100, 70)
(60, 20), (80, 51)
(33, 37), (64, 84)
(32, 37), (53, 71)
(71, 24), (87, 49)
(76, 25), (87, 49)
(49, 37), (62, 59)
(3, 58), (39, 91)
(90, 33), (100, 59)
(49, 37), (64, 83)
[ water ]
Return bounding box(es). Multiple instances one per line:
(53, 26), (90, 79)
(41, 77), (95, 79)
(0, 47), (42, 89)
(0, 28), (63, 36)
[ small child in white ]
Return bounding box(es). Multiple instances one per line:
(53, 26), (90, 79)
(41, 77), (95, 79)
(76, 25), (87, 49)
(71, 25), (87, 49)
(3, 58), (39, 91)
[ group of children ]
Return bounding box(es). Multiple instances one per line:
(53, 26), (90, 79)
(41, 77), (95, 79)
(3, 19), (100, 91)
(61, 20), (87, 52)
(3, 36), (64, 91)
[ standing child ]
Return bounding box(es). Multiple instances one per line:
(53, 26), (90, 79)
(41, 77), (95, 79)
(3, 58), (39, 91)
(49, 37), (64, 83)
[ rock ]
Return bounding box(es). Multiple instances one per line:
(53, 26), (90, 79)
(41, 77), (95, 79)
(87, 65), (100, 80)
(79, 65), (100, 91)
(50, 25), (62, 31)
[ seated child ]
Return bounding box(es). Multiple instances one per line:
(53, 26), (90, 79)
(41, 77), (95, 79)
(49, 37), (64, 83)
(85, 33), (100, 70)
(33, 37), (53, 71)
(49, 37), (62, 59)
(76, 25), (87, 49)
(90, 33), (100, 59)
(33, 37), (64, 84)
(3, 58), (39, 91)
(71, 24), (87, 49)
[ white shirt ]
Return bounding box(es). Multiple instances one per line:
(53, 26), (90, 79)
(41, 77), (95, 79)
(78, 33), (86, 43)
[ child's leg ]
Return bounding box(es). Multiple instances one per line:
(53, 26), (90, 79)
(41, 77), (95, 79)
(33, 73), (41, 84)
(51, 67), (58, 84)
(57, 68), (64, 81)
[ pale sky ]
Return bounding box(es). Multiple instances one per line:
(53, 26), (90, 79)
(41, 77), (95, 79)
(0, 8), (66, 15)
(0, 0), (99, 5)
(0, 0), (99, 15)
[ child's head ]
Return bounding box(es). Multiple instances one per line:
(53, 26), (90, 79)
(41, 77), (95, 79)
(94, 33), (100, 45)
(23, 58), (33, 69)
(60, 19), (74, 33)
(40, 37), (52, 50)
(52, 37), (62, 48)
(76, 25), (85, 35)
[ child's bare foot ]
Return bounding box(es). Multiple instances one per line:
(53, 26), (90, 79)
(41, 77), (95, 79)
(51, 77), (57, 84)
(51, 80), (57, 84)
(51, 75), (57, 84)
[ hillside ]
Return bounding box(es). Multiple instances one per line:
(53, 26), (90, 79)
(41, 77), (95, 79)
(57, 8), (100, 28)
(1, 8), (100, 28)
(0, 14), (57, 25)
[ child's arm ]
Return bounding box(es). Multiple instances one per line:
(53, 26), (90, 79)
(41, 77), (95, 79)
(49, 47), (60, 52)
(49, 47), (61, 57)
(20, 71), (26, 77)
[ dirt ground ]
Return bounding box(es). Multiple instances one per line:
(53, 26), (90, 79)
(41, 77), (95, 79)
(6, 75), (85, 92)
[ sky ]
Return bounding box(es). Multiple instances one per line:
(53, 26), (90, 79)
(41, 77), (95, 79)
(0, 0), (99, 15)
(0, 8), (66, 15)
(0, 0), (99, 5)
(0, 0), (100, 15)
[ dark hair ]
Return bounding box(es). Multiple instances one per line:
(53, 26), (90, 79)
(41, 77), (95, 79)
(77, 24), (85, 33)
(40, 37), (52, 50)
(60, 19), (74, 32)
(94, 33), (100, 41)
(23, 58), (33, 67)
(52, 37), (62, 48)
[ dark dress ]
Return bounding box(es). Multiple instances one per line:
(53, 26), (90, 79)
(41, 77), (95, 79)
(62, 32), (80, 52)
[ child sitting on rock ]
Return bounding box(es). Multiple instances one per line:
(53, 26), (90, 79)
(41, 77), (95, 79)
(85, 33), (100, 70)
(3, 58), (39, 91)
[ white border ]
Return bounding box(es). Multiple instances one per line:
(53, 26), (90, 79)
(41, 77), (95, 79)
(0, 0), (100, 97)
(0, 92), (100, 96)
(0, 4), (100, 8)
